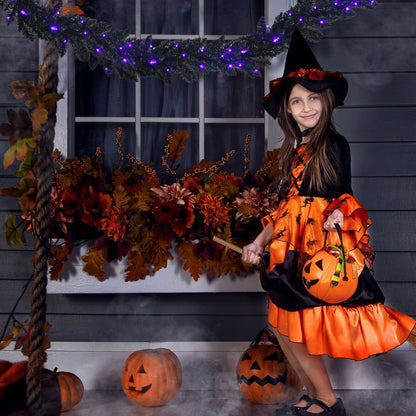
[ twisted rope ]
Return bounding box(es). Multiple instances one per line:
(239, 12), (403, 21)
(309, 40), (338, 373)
(26, 1), (60, 410)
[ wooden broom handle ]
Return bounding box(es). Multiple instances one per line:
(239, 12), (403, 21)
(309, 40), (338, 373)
(213, 236), (243, 254)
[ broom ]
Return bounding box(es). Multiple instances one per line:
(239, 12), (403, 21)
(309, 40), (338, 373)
(212, 236), (243, 254)
(407, 325), (416, 348)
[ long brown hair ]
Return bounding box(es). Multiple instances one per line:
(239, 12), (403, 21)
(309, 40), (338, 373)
(275, 81), (338, 198)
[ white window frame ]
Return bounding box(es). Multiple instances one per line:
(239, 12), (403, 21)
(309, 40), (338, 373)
(49, 0), (290, 293)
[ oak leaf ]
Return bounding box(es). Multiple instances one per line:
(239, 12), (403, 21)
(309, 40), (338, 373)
(125, 250), (150, 281)
(112, 184), (131, 208)
(205, 259), (222, 277)
(131, 190), (154, 211)
(38, 93), (64, 112)
(205, 179), (238, 198)
(59, 3), (85, 16)
(149, 238), (173, 273)
(260, 148), (281, 179)
(49, 244), (72, 280)
(82, 246), (107, 281)
(178, 241), (204, 281)
(220, 249), (244, 276)
(167, 130), (190, 164)
(9, 81), (38, 101)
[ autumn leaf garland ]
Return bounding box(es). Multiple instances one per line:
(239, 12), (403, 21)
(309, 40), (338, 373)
(0, 79), (281, 282)
(2, 131), (281, 282)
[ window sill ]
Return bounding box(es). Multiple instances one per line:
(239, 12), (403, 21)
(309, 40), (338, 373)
(48, 243), (261, 294)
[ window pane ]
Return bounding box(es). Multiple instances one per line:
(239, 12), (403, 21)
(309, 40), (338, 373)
(141, 123), (199, 180)
(204, 124), (265, 176)
(140, 0), (198, 34)
(75, 63), (135, 117)
(141, 76), (198, 117)
(75, 123), (136, 172)
(205, 72), (264, 118)
(81, 0), (135, 32)
(204, 0), (264, 35)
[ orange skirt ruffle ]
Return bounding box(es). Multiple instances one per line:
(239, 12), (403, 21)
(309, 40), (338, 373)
(268, 299), (416, 360)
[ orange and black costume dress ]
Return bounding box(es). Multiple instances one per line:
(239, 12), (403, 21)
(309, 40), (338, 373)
(261, 134), (415, 360)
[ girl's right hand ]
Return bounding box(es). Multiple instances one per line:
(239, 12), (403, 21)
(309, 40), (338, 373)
(242, 242), (263, 266)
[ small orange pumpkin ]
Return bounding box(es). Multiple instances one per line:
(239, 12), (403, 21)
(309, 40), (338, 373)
(121, 348), (182, 407)
(54, 369), (84, 412)
(236, 328), (302, 404)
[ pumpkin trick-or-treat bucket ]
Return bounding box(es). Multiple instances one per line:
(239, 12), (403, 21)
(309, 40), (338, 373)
(236, 327), (302, 404)
(302, 224), (364, 304)
(121, 348), (182, 407)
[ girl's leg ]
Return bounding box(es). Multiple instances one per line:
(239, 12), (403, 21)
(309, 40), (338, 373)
(271, 327), (316, 406)
(272, 328), (337, 414)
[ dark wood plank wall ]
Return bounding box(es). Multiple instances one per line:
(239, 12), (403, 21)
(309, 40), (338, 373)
(0, 2), (415, 343)
(322, 1), (416, 317)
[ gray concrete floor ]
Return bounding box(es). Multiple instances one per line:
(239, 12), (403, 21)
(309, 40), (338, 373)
(63, 389), (416, 416)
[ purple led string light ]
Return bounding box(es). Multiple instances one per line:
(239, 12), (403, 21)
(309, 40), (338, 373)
(4, 0), (378, 79)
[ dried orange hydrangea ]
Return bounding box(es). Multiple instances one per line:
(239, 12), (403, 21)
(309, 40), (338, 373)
(100, 206), (130, 242)
(197, 193), (230, 233)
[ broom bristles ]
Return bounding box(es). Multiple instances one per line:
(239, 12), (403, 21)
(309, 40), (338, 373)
(407, 324), (416, 348)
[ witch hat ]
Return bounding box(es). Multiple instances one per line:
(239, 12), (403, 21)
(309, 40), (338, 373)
(263, 27), (348, 119)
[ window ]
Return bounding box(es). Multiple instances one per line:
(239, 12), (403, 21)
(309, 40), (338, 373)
(72, 0), (265, 177)
(50, 0), (292, 293)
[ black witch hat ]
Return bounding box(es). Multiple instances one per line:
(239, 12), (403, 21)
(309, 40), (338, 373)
(263, 27), (348, 119)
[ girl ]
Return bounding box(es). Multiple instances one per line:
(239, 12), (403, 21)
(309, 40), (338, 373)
(242, 28), (416, 416)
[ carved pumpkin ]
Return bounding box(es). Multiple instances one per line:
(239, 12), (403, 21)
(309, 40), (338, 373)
(302, 245), (363, 304)
(236, 328), (302, 404)
(121, 348), (182, 407)
(55, 369), (84, 412)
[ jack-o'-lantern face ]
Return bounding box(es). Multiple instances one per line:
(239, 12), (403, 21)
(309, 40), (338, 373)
(302, 257), (324, 290)
(121, 348), (182, 407)
(125, 363), (152, 394)
(236, 344), (301, 404)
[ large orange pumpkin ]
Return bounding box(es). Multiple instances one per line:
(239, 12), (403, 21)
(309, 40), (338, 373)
(236, 328), (302, 404)
(121, 348), (182, 407)
(55, 369), (84, 412)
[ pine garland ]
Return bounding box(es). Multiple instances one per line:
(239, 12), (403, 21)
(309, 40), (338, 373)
(0, 0), (376, 82)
